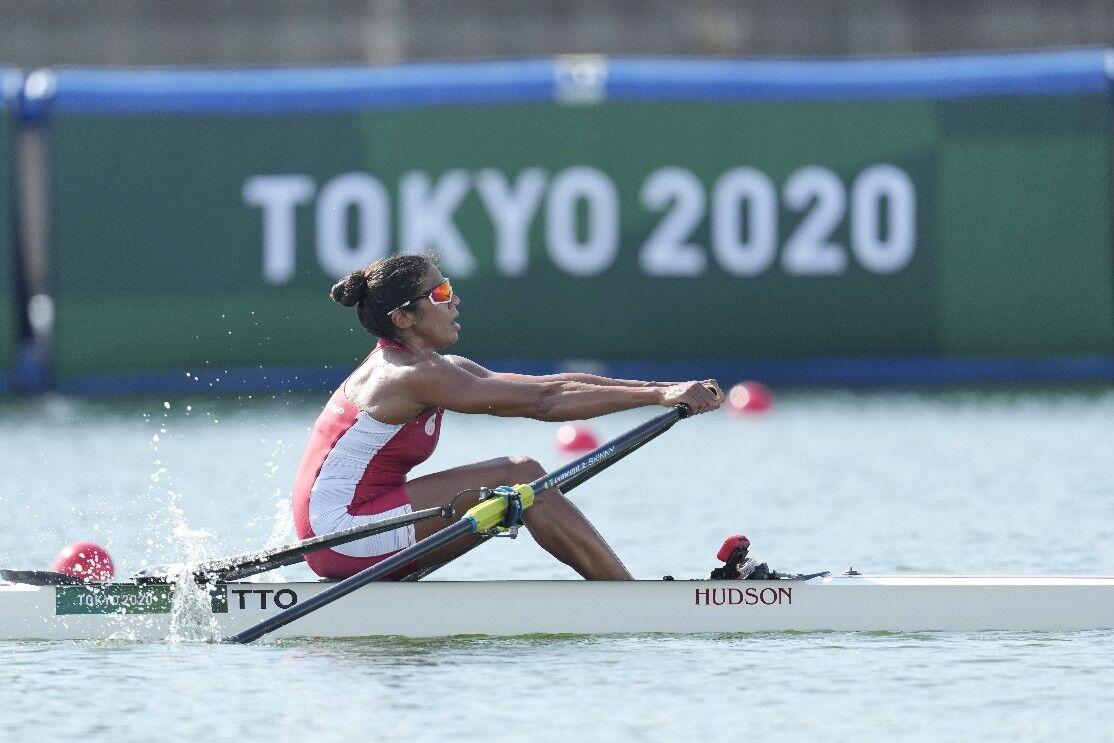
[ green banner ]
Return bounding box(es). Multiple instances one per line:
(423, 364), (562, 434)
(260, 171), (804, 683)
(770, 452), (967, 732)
(935, 96), (1112, 355)
(42, 64), (1112, 387)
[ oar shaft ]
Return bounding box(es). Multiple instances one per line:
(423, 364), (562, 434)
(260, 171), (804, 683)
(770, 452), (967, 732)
(196, 507), (448, 583)
(536, 406), (687, 493)
(225, 519), (474, 644)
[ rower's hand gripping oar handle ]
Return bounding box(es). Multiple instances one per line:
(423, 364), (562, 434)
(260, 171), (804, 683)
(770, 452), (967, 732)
(672, 381), (722, 418)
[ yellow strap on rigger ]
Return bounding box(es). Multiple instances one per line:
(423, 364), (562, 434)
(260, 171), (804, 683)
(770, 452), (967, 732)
(462, 483), (536, 533)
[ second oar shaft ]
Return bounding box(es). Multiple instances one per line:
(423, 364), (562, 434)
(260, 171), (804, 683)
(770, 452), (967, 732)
(226, 519), (473, 644)
(197, 506), (448, 583)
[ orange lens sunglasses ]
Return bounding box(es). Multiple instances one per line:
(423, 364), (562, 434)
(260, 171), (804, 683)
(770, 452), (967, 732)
(389, 278), (453, 315)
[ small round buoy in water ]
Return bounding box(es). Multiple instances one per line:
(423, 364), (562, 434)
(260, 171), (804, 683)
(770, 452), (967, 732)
(727, 381), (773, 414)
(556, 423), (599, 453)
(52, 542), (115, 581)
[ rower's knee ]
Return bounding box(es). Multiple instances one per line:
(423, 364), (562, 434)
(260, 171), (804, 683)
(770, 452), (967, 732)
(506, 455), (545, 483)
(506, 455), (570, 510)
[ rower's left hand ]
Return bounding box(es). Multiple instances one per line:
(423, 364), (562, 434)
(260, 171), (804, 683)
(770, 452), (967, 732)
(661, 379), (723, 414)
(702, 380), (723, 402)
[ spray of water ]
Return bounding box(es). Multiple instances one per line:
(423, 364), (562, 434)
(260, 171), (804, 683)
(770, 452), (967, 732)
(141, 401), (223, 642)
(249, 437), (294, 583)
(165, 502), (221, 643)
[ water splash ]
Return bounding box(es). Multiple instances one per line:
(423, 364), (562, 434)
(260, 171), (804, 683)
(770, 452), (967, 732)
(248, 494), (296, 584)
(142, 403), (222, 642)
(249, 436), (294, 583)
(166, 515), (221, 643)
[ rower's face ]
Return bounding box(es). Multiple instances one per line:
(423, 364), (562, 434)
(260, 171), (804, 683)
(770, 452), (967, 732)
(408, 269), (460, 349)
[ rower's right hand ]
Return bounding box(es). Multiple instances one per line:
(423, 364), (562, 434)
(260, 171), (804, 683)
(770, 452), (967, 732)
(660, 380), (723, 414)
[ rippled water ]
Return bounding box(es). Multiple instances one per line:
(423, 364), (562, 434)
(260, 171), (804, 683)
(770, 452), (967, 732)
(2, 386), (1113, 741)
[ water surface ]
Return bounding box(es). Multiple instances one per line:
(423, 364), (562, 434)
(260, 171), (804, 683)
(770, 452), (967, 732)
(1, 387), (1112, 741)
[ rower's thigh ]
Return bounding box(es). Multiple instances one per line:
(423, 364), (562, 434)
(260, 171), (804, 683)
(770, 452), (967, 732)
(406, 456), (545, 540)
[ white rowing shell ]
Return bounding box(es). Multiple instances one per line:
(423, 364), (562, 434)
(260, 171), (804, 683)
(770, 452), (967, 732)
(3, 576), (1114, 641)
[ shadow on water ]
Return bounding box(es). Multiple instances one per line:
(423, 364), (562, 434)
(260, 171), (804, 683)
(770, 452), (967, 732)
(252, 627), (1114, 665)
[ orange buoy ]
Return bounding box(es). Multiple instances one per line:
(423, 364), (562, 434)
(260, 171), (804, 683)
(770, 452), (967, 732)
(556, 423), (600, 453)
(52, 542), (115, 581)
(727, 381), (773, 414)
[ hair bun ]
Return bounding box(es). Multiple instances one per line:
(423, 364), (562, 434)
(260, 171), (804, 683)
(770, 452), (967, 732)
(330, 270), (369, 308)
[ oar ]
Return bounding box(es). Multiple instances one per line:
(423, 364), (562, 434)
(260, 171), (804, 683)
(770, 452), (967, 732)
(402, 411), (688, 581)
(1, 508), (453, 588)
(553, 412), (682, 493)
(227, 405), (692, 644)
(131, 506), (452, 584)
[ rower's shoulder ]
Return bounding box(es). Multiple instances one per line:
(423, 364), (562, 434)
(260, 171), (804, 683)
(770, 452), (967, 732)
(345, 348), (420, 399)
(352, 352), (481, 408)
(442, 354), (489, 377)
(384, 351), (470, 388)
(346, 354), (437, 421)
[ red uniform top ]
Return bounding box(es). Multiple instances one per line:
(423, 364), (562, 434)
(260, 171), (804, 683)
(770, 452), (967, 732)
(291, 338), (444, 578)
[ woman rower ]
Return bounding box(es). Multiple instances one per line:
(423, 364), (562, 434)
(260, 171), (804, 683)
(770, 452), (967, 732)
(291, 254), (723, 581)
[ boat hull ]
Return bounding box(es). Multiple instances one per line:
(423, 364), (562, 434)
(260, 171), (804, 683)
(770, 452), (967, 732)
(2, 576), (1113, 641)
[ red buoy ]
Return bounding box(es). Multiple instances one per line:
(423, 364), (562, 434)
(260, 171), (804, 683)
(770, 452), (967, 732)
(727, 381), (773, 414)
(52, 542), (115, 581)
(556, 423), (599, 453)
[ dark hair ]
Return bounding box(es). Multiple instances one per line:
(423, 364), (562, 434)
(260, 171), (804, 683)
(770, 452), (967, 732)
(329, 254), (436, 338)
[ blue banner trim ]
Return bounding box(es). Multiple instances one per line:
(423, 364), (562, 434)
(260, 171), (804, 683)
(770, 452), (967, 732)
(606, 49), (1112, 101)
(22, 60), (558, 117)
(22, 49), (1112, 118)
(53, 355), (1114, 395)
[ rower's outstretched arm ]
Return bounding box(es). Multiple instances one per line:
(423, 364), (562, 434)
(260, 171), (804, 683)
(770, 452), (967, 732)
(410, 356), (720, 422)
(445, 355), (678, 388)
